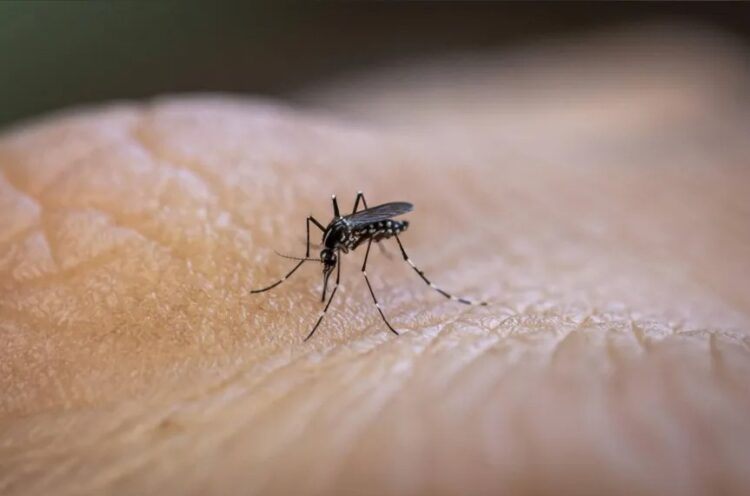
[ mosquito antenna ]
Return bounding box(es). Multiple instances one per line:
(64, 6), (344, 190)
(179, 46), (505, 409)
(273, 250), (321, 262)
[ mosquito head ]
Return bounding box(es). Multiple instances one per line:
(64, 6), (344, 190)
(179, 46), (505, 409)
(320, 248), (337, 272)
(319, 248), (337, 302)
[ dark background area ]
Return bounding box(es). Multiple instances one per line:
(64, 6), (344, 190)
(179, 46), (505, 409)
(1, 2), (749, 128)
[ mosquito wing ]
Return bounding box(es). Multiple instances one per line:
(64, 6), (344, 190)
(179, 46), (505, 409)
(344, 202), (414, 227)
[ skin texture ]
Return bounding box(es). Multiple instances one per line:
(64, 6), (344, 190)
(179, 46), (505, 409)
(1, 26), (750, 496)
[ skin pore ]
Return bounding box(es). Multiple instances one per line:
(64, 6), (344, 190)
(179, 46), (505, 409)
(2, 27), (750, 496)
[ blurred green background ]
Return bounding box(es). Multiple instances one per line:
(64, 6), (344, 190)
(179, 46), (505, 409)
(1, 1), (748, 128)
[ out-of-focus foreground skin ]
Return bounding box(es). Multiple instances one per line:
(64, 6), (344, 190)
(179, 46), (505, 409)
(1, 26), (750, 496)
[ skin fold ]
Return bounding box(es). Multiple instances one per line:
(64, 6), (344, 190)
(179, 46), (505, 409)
(1, 26), (750, 496)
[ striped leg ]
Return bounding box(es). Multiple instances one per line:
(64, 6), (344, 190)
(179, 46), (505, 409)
(394, 234), (487, 306)
(251, 216), (324, 293)
(362, 239), (400, 335)
(304, 254), (341, 341)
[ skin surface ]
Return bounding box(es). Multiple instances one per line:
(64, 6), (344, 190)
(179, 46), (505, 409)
(2, 27), (750, 496)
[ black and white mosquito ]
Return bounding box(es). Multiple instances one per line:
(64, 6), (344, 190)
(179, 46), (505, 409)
(251, 192), (487, 340)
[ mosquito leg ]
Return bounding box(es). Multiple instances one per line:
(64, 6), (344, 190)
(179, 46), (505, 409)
(250, 215), (324, 293)
(362, 239), (399, 335)
(250, 260), (305, 293)
(306, 216), (325, 257)
(331, 194), (341, 218)
(393, 234), (487, 306)
(304, 255), (341, 341)
(351, 190), (369, 214)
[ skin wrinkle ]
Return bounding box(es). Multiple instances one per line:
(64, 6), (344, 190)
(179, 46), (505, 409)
(251, 333), (444, 495)
(496, 158), (742, 326)
(10, 304), (482, 494)
(0, 112), (141, 208)
(0, 166), (43, 215)
(253, 337), (433, 493)
(1, 149), (183, 282)
(579, 162), (737, 317)
(0, 181), (41, 250)
(31, 141), (131, 206)
(99, 333), (419, 495)
(130, 120), (256, 236)
(47, 149), (227, 271)
(100, 312), (437, 467)
(3, 31), (750, 496)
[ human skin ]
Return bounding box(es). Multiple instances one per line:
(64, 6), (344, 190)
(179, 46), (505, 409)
(2, 28), (750, 496)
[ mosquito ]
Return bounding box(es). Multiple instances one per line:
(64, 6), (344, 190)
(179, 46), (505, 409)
(250, 192), (487, 340)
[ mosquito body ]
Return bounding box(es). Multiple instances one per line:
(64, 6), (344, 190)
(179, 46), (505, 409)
(251, 192), (486, 341)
